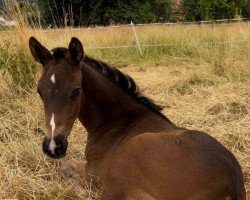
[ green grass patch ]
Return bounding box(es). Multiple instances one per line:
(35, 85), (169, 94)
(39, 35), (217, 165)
(0, 40), (38, 90)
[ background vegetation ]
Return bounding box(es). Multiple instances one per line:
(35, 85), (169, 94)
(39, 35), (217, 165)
(35, 0), (173, 26)
(182, 0), (250, 21)
(35, 0), (250, 26)
(0, 0), (249, 199)
(1, 0), (250, 27)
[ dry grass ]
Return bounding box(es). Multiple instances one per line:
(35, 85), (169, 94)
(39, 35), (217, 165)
(0, 12), (249, 199)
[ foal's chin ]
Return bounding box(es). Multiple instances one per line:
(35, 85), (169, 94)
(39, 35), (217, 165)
(45, 151), (67, 159)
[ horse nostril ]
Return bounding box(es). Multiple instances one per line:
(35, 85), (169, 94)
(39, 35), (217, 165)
(57, 141), (63, 149)
(54, 141), (65, 157)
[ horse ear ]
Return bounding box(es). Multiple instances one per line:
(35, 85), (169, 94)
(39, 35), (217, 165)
(68, 37), (84, 64)
(29, 37), (52, 65)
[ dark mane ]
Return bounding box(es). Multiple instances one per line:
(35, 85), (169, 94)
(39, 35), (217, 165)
(50, 47), (163, 113)
(83, 56), (163, 113)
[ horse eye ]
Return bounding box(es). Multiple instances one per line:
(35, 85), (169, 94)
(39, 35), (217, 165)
(71, 88), (81, 99)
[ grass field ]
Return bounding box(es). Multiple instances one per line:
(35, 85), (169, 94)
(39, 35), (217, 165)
(0, 21), (249, 199)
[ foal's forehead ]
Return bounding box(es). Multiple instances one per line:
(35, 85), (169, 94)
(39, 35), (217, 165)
(40, 65), (80, 87)
(39, 47), (81, 85)
(45, 65), (70, 79)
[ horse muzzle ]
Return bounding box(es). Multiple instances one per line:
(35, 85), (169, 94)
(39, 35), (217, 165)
(42, 135), (68, 159)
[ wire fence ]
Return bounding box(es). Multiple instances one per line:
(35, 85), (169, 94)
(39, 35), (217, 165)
(1, 18), (250, 54)
(45, 18), (250, 54)
(84, 40), (249, 50)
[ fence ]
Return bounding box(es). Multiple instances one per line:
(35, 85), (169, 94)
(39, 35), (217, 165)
(49, 18), (250, 55)
(1, 18), (250, 55)
(85, 20), (250, 55)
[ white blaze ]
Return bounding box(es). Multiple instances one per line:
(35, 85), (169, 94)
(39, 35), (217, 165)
(51, 74), (56, 84)
(49, 113), (56, 154)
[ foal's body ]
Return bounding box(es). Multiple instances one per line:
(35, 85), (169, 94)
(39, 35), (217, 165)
(76, 61), (245, 200)
(29, 37), (246, 200)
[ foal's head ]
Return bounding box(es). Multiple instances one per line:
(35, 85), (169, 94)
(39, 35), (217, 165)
(29, 37), (84, 159)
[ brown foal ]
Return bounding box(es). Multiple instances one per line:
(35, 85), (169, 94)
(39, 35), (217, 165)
(29, 37), (246, 200)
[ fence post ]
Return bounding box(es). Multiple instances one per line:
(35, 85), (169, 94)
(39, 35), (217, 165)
(131, 21), (143, 55)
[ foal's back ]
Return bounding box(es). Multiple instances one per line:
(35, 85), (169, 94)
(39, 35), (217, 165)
(101, 123), (245, 200)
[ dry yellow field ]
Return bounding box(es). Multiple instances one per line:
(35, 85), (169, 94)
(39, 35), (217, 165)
(0, 22), (249, 199)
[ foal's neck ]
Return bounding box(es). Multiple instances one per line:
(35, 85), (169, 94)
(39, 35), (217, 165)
(78, 63), (147, 134)
(77, 62), (174, 161)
